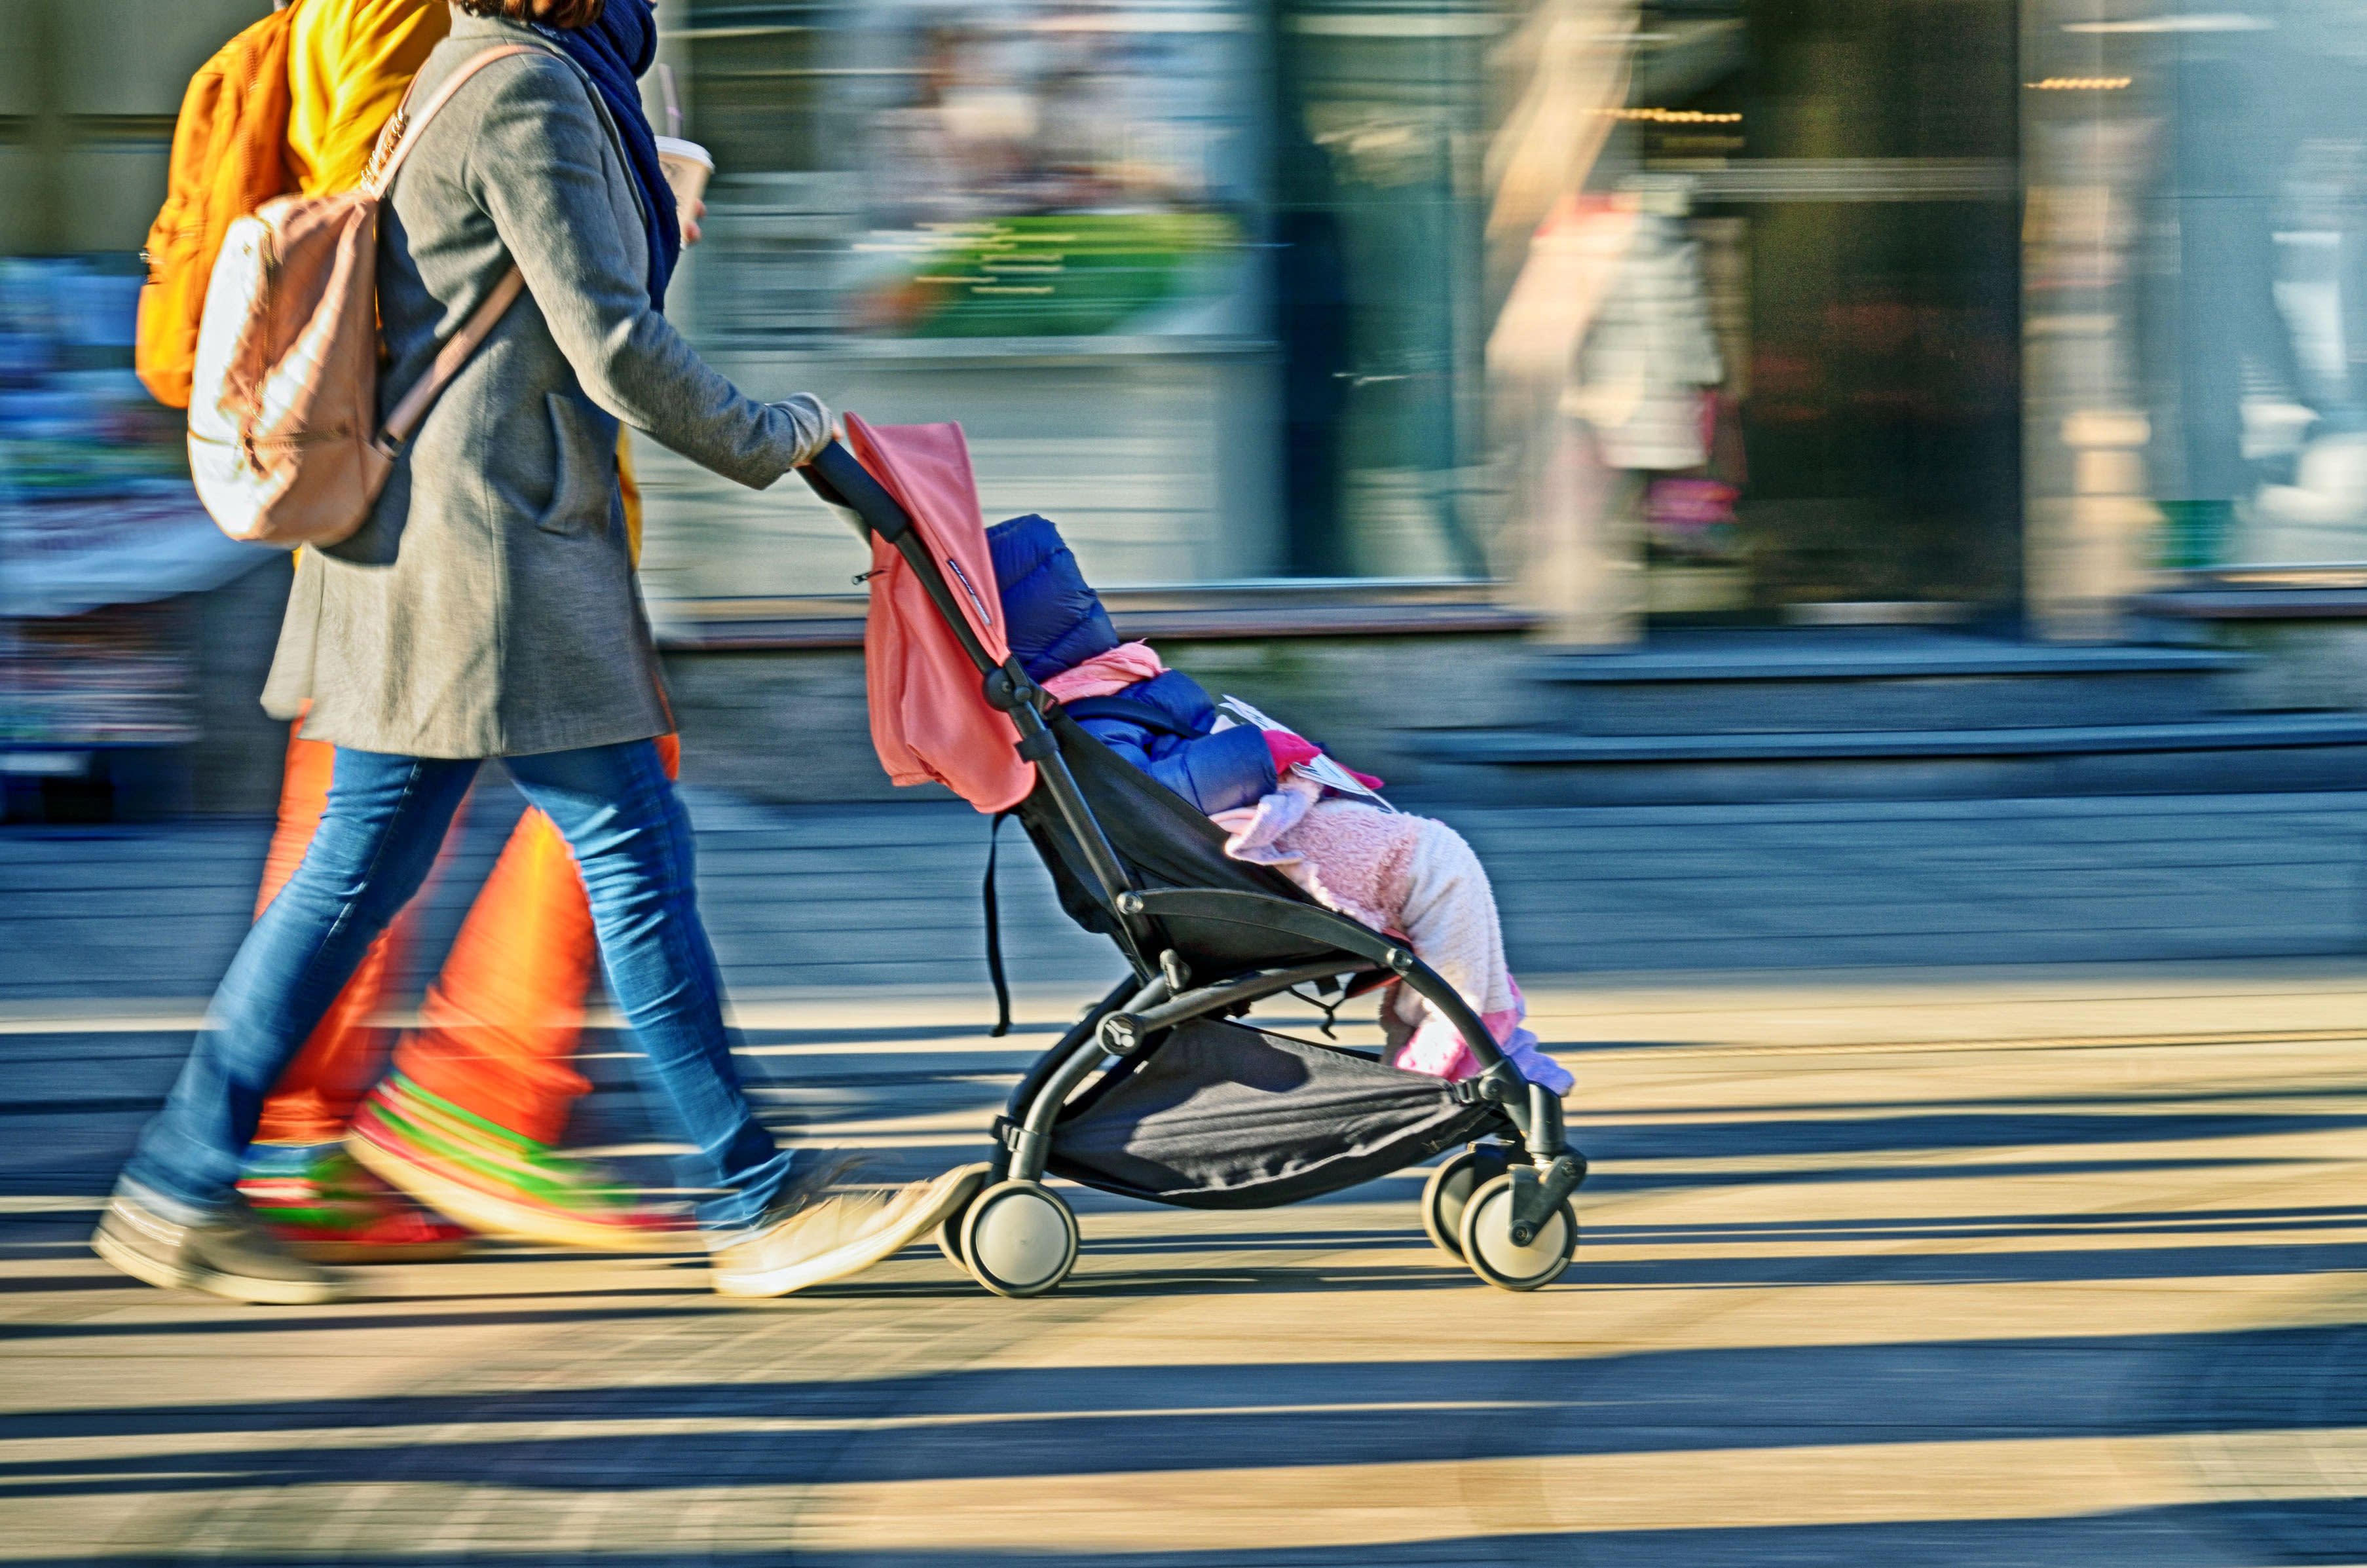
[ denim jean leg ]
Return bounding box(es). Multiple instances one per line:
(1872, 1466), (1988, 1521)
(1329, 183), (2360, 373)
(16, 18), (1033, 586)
(506, 739), (791, 1235)
(122, 750), (479, 1220)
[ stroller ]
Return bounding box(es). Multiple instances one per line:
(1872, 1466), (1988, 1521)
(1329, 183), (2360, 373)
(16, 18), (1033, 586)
(800, 421), (1588, 1296)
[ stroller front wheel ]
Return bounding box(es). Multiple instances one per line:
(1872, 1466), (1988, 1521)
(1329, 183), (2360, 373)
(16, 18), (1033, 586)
(932, 1163), (995, 1278)
(937, 1210), (971, 1277)
(960, 1180), (1079, 1298)
(1458, 1172), (1578, 1292)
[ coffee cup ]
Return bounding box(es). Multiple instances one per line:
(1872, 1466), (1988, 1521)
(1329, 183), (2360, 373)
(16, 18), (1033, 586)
(653, 136), (713, 217)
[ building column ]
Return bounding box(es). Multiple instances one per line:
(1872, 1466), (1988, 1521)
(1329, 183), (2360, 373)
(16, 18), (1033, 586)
(1484, 0), (1645, 647)
(2019, 0), (2162, 641)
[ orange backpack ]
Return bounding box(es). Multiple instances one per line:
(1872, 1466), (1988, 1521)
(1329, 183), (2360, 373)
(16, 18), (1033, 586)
(135, 6), (299, 410)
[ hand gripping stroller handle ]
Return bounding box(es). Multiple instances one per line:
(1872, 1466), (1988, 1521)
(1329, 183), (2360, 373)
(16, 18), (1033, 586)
(798, 439), (910, 544)
(799, 436), (1004, 681)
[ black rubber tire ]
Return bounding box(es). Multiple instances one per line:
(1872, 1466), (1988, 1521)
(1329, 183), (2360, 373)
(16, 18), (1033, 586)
(1419, 1144), (1511, 1261)
(937, 1210), (971, 1275)
(1458, 1172), (1578, 1292)
(931, 1163), (993, 1277)
(960, 1180), (1079, 1299)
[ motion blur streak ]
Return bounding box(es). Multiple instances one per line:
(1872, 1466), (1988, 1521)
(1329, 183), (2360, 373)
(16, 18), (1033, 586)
(7, 0), (2367, 1562)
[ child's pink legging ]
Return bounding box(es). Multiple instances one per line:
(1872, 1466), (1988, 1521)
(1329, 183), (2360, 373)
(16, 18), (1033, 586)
(1226, 796), (1572, 1094)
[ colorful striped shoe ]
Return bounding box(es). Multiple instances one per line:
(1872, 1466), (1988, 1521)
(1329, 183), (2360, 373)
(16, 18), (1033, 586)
(236, 1142), (472, 1264)
(348, 1075), (690, 1252)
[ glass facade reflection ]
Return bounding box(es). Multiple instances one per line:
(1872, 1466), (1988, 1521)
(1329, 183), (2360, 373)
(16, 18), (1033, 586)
(1273, 0), (1497, 579)
(640, 0), (1286, 609)
(651, 0), (2040, 620)
(1493, 0), (2023, 634)
(51, 1), (2367, 629)
(2121, 1), (2367, 571)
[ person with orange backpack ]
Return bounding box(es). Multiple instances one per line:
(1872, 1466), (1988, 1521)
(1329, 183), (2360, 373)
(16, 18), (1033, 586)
(138, 0), (684, 1261)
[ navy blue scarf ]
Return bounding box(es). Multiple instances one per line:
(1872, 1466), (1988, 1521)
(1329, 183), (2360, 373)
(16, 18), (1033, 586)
(534, 0), (680, 312)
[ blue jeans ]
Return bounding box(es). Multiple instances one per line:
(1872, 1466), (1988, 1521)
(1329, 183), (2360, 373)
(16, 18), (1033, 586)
(122, 739), (791, 1236)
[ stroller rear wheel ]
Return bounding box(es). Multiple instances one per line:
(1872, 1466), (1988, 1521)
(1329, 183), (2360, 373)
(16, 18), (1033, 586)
(1420, 1144), (1513, 1261)
(960, 1180), (1079, 1298)
(1458, 1172), (1577, 1292)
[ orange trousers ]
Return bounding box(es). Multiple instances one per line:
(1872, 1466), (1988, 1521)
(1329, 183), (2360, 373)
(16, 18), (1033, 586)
(252, 726), (681, 1149)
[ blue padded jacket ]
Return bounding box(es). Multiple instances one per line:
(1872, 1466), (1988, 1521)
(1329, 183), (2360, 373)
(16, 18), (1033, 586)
(986, 513), (1276, 815)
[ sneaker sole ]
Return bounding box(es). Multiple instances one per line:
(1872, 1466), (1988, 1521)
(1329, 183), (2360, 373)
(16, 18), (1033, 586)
(91, 1225), (192, 1293)
(93, 1227), (343, 1307)
(713, 1165), (989, 1299)
(348, 1127), (692, 1254)
(280, 1237), (474, 1265)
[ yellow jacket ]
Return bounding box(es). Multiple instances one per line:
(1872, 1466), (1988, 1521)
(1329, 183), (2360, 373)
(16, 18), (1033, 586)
(285, 0), (449, 198)
(282, 0), (646, 561)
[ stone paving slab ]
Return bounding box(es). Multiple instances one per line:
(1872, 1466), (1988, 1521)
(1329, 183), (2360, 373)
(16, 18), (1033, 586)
(0, 975), (2360, 1563)
(7, 789), (2367, 1007)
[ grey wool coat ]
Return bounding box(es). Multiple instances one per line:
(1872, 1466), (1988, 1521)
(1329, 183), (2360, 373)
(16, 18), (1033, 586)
(264, 11), (828, 758)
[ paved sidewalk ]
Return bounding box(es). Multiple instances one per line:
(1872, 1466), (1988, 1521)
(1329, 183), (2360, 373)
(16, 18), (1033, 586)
(5, 789), (2366, 1008)
(1, 973), (2361, 1563)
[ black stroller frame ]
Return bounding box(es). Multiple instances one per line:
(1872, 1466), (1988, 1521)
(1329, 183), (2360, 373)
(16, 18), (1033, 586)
(804, 441), (1588, 1294)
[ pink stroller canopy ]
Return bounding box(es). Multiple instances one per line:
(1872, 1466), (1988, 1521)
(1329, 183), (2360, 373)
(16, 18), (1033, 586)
(846, 413), (1036, 813)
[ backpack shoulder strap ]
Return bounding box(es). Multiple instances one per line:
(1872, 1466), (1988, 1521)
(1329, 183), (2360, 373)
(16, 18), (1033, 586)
(362, 43), (545, 455)
(374, 267), (526, 456)
(363, 43), (543, 198)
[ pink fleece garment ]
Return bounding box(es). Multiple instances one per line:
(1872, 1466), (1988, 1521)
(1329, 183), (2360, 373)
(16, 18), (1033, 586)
(1042, 642), (1166, 702)
(851, 417), (1033, 812)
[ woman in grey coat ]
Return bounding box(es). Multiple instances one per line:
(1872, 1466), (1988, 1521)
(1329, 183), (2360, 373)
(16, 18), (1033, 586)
(96, 0), (973, 1305)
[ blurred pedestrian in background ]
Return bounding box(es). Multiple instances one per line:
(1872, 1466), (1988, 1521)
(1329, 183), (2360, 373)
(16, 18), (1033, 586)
(97, 0), (973, 1305)
(226, 0), (699, 1265)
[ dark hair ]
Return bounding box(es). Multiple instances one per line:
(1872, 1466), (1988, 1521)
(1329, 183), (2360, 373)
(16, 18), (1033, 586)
(454, 0), (608, 26)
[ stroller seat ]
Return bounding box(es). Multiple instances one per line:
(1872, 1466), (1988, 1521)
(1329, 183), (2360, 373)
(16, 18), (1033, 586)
(800, 426), (1588, 1296)
(1013, 709), (1512, 1209)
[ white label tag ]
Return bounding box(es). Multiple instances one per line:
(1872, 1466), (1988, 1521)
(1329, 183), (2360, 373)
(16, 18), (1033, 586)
(1218, 696), (1394, 811)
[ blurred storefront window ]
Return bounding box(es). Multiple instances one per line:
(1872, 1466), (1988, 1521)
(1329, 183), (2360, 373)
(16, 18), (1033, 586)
(1275, 0), (1498, 579)
(639, 0), (1291, 611)
(1494, 0), (2024, 638)
(2104, 1), (2367, 576)
(641, 0), (1519, 612)
(0, 258), (256, 794)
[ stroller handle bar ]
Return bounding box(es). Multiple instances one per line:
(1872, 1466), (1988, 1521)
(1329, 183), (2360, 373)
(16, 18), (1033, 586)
(799, 439), (901, 542)
(801, 439), (1007, 686)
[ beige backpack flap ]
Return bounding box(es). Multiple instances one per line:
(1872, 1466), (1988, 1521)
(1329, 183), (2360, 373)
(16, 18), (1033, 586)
(366, 44), (536, 458)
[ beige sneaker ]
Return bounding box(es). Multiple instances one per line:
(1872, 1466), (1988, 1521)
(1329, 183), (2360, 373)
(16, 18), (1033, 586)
(93, 1188), (345, 1306)
(712, 1164), (984, 1299)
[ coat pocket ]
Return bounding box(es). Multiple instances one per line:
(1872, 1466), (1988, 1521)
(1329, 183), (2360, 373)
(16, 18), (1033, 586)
(537, 391), (616, 536)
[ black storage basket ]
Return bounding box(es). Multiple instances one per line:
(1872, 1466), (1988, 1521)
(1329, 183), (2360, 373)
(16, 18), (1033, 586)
(1046, 1017), (1508, 1208)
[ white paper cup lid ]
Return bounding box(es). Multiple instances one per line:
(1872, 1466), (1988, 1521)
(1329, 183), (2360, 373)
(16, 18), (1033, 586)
(653, 136), (714, 171)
